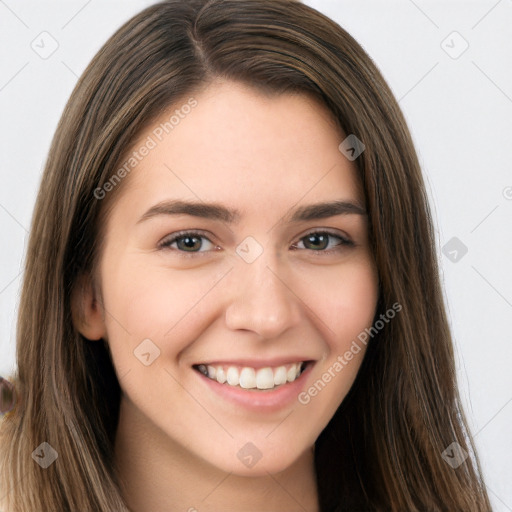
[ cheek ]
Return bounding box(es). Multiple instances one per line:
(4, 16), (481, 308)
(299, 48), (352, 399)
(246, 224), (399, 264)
(99, 257), (232, 353)
(294, 259), (378, 426)
(306, 258), (377, 365)
(334, 267), (378, 341)
(301, 257), (379, 348)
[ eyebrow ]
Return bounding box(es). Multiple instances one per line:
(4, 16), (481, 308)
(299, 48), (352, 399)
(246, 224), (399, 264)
(137, 199), (366, 224)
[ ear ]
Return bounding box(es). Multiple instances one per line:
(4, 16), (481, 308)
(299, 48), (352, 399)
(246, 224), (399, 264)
(71, 273), (107, 341)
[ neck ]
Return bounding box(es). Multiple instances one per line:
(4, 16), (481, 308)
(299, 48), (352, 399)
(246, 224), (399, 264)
(113, 395), (320, 512)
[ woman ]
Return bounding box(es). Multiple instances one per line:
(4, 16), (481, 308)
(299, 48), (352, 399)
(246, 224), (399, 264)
(0, 0), (491, 510)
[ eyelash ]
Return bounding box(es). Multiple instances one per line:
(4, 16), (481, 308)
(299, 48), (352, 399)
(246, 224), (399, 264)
(158, 229), (354, 257)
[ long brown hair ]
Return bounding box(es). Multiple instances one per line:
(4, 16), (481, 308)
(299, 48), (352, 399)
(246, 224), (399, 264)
(0, 1), (491, 510)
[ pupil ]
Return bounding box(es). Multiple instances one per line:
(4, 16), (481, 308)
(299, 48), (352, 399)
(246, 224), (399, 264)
(179, 236), (201, 251)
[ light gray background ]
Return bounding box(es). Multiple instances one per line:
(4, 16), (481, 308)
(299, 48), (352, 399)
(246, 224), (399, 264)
(1, 1), (511, 509)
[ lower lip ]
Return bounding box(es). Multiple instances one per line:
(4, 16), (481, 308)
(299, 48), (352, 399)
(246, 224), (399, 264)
(195, 363), (314, 413)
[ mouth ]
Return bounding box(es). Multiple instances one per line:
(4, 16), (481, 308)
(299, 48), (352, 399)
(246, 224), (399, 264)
(193, 361), (311, 391)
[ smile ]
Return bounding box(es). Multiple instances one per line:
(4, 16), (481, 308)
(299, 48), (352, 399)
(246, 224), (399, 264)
(194, 362), (307, 390)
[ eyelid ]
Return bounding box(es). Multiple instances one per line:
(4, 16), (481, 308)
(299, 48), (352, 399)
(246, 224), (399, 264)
(295, 227), (353, 244)
(158, 227), (354, 256)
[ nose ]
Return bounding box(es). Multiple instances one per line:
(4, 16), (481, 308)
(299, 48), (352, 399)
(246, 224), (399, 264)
(224, 252), (303, 339)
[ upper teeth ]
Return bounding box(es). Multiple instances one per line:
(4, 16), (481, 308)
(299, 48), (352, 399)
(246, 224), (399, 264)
(196, 362), (304, 390)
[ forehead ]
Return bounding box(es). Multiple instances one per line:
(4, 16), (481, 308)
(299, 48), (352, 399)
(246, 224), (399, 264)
(112, 81), (363, 220)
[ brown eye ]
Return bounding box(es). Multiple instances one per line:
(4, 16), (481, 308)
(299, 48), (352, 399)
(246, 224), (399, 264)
(303, 233), (330, 250)
(292, 231), (354, 253)
(176, 235), (203, 252)
(159, 231), (217, 253)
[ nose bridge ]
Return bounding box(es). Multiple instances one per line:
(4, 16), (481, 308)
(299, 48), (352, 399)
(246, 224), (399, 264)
(224, 244), (302, 338)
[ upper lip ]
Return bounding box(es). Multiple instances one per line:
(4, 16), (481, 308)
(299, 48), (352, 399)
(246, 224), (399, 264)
(193, 357), (314, 369)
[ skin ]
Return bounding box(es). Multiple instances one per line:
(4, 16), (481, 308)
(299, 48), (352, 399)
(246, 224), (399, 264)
(75, 80), (379, 512)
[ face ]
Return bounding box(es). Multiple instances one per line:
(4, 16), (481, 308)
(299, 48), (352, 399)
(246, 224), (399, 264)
(82, 81), (379, 476)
